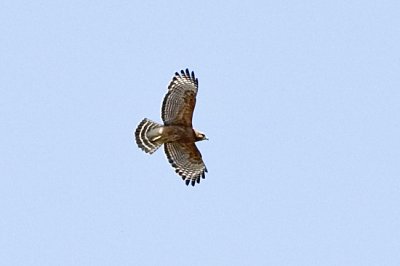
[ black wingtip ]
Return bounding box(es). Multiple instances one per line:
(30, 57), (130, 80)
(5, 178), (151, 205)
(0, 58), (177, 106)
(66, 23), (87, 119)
(177, 68), (197, 83)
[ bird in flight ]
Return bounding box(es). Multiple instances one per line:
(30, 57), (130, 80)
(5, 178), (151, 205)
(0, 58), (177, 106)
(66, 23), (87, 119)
(135, 69), (208, 186)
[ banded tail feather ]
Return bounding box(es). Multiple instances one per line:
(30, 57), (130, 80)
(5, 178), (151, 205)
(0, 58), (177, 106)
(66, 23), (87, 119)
(135, 118), (163, 154)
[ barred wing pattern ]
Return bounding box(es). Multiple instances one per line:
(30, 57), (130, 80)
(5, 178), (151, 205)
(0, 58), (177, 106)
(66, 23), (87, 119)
(161, 69), (198, 126)
(164, 142), (207, 186)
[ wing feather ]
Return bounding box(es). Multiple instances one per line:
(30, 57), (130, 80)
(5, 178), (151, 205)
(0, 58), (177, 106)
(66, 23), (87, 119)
(164, 142), (207, 186)
(161, 69), (198, 126)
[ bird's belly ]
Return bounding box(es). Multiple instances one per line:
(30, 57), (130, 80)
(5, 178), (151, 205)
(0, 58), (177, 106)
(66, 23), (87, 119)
(161, 126), (195, 143)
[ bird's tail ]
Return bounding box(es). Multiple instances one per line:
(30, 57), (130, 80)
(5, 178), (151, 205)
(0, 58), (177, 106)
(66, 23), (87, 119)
(135, 118), (164, 154)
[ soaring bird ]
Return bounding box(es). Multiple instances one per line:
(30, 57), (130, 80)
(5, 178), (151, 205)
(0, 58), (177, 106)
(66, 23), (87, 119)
(135, 69), (208, 186)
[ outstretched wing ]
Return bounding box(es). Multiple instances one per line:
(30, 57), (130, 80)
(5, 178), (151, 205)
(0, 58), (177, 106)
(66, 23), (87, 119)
(164, 142), (207, 186)
(161, 69), (198, 126)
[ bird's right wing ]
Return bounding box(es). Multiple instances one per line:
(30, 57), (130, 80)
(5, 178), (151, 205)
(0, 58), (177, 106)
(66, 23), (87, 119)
(161, 69), (198, 127)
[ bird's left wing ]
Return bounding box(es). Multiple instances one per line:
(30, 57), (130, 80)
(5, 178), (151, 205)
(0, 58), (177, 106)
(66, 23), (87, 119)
(164, 142), (207, 186)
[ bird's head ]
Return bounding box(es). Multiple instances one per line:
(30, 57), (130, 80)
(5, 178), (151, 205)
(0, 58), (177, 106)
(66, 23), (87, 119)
(194, 130), (208, 142)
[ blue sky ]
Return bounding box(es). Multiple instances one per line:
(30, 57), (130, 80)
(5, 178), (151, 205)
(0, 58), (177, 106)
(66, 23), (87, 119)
(1, 1), (400, 265)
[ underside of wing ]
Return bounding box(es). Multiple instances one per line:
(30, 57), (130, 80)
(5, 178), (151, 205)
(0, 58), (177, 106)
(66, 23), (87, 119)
(164, 142), (207, 186)
(161, 69), (198, 126)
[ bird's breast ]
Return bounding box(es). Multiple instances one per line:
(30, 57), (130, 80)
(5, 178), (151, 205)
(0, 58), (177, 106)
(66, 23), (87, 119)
(161, 126), (195, 143)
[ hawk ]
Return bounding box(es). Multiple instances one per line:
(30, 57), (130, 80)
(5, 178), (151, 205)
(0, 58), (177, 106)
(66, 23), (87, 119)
(134, 69), (208, 186)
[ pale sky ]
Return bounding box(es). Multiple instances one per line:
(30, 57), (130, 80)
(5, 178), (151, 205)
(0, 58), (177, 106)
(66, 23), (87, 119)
(1, 1), (400, 265)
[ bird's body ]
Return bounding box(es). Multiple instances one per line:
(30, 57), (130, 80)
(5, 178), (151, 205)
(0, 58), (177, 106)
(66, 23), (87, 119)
(134, 69), (208, 186)
(150, 126), (197, 143)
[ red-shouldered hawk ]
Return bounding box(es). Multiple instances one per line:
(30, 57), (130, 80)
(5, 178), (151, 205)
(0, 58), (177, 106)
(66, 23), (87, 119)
(134, 69), (208, 186)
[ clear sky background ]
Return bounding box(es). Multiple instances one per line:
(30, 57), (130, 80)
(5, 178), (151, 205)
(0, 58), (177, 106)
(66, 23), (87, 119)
(1, 1), (399, 265)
